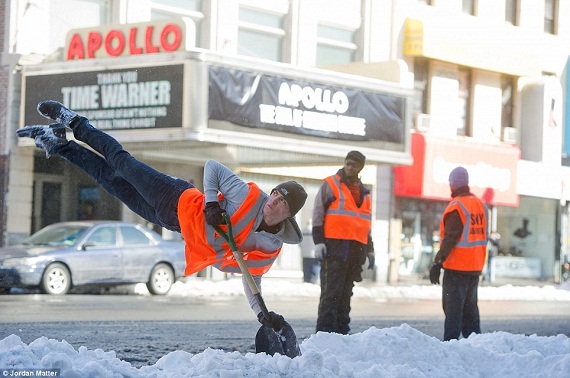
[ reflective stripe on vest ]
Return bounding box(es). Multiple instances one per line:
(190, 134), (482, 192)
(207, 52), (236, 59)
(210, 185), (280, 274)
(452, 200), (488, 248)
(179, 183), (281, 276)
(323, 175), (371, 244)
(440, 195), (488, 272)
(213, 248), (281, 274)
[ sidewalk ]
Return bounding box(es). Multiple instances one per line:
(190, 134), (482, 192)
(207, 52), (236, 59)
(378, 272), (560, 288)
(258, 262), (565, 288)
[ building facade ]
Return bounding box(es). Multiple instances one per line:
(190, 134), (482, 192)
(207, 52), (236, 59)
(2, 0), (570, 283)
(393, 1), (570, 283)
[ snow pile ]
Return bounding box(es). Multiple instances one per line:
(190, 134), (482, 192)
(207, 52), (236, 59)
(1, 324), (569, 377)
(3, 280), (570, 376)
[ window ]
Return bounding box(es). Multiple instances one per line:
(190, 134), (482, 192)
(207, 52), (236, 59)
(544, 0), (557, 34)
(152, 0), (201, 11)
(120, 226), (154, 246)
(86, 227), (117, 247)
(505, 0), (517, 25)
(316, 24), (358, 66)
(501, 76), (515, 129)
(151, 0), (204, 48)
(462, 0), (475, 15)
(10, 0), (110, 55)
(238, 7), (286, 62)
(457, 67), (471, 136)
(413, 59), (429, 125)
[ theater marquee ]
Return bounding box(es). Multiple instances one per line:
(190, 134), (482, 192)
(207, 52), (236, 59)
(23, 64), (184, 130)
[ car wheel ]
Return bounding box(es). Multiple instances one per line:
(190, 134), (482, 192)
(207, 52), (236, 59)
(41, 263), (72, 295)
(147, 263), (174, 295)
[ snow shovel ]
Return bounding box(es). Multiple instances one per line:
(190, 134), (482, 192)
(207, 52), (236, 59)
(213, 213), (301, 358)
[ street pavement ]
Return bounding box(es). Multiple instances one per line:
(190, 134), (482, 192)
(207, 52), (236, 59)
(1, 285), (569, 367)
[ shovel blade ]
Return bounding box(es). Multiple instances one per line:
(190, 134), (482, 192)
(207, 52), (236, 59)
(255, 321), (301, 358)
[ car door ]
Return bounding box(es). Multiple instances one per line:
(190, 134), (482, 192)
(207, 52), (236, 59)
(118, 225), (160, 282)
(69, 225), (123, 284)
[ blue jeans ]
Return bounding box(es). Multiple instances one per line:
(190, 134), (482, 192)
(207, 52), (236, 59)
(57, 117), (193, 232)
(302, 258), (320, 283)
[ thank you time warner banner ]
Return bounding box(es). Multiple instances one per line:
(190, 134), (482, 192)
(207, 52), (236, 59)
(24, 65), (184, 129)
(208, 66), (406, 143)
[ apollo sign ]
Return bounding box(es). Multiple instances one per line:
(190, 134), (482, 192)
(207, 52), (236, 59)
(209, 66), (407, 144)
(260, 83), (366, 137)
(65, 18), (196, 60)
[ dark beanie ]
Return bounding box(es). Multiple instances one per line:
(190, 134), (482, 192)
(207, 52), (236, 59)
(346, 151), (366, 166)
(449, 166), (469, 187)
(272, 181), (307, 217)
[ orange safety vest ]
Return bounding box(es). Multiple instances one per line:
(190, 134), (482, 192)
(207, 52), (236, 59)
(178, 183), (281, 276)
(440, 195), (488, 272)
(323, 175), (372, 244)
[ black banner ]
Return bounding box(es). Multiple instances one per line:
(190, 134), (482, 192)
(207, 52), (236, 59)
(24, 65), (184, 129)
(208, 66), (406, 143)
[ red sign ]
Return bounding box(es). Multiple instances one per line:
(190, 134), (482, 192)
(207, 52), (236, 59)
(393, 132), (520, 206)
(65, 18), (195, 60)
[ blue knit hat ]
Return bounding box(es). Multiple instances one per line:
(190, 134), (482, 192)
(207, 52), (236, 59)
(449, 166), (469, 187)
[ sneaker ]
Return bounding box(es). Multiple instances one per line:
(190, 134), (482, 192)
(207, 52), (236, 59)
(16, 123), (67, 139)
(34, 128), (68, 159)
(37, 100), (78, 126)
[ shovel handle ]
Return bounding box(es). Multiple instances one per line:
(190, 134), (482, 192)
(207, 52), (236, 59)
(212, 213), (270, 319)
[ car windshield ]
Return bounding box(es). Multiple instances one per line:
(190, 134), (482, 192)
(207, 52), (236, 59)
(23, 225), (89, 247)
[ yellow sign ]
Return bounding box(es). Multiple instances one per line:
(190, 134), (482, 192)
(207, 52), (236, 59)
(402, 16), (542, 76)
(404, 19), (423, 56)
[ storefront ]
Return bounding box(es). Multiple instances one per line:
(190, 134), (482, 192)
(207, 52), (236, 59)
(513, 160), (567, 281)
(9, 18), (414, 279)
(393, 132), (521, 278)
(400, 13), (567, 283)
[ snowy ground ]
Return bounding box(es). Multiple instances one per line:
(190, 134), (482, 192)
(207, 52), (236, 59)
(1, 279), (569, 377)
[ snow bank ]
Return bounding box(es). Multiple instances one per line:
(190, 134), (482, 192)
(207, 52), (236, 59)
(2, 324), (569, 377)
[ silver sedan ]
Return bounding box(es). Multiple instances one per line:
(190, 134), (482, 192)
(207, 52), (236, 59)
(0, 221), (187, 295)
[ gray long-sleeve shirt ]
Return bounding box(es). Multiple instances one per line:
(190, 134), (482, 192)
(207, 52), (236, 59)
(203, 160), (303, 314)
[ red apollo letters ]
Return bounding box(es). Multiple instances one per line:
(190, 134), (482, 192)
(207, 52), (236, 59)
(67, 24), (182, 60)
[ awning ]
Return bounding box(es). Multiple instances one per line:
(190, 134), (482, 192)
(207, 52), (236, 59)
(21, 49), (413, 167)
(393, 132), (520, 206)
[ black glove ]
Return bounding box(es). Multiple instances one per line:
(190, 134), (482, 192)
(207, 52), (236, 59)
(430, 262), (442, 285)
(257, 311), (285, 331)
(204, 201), (226, 226)
(367, 252), (375, 270)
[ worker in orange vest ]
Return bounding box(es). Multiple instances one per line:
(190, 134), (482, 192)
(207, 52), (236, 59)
(17, 100), (308, 331)
(430, 166), (488, 341)
(312, 151), (374, 334)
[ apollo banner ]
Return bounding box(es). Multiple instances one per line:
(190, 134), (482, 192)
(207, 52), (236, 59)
(208, 66), (406, 143)
(23, 64), (184, 130)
